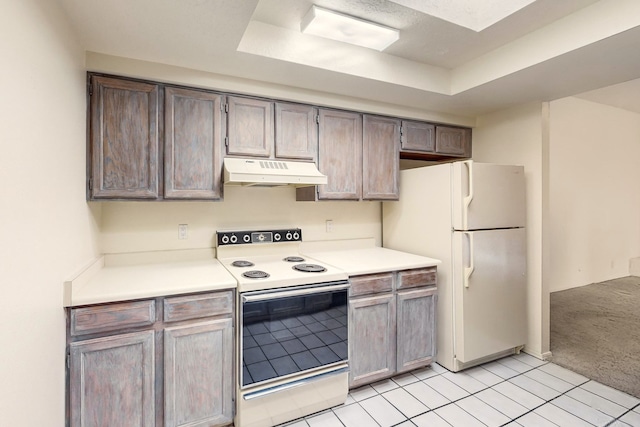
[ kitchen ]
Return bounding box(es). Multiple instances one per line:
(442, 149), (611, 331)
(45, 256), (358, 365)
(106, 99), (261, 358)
(3, 0), (640, 426)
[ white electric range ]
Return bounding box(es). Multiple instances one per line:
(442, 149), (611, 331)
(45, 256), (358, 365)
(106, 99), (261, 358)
(216, 228), (349, 427)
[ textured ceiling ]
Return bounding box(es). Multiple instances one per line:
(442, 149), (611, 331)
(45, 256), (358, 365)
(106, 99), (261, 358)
(58, 0), (640, 117)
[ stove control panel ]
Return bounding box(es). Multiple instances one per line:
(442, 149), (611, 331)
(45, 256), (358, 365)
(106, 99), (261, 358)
(216, 228), (302, 246)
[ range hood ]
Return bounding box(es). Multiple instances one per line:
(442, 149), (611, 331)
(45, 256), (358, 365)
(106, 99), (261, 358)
(223, 158), (327, 187)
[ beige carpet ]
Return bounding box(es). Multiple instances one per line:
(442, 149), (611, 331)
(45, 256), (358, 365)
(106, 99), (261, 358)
(550, 276), (640, 398)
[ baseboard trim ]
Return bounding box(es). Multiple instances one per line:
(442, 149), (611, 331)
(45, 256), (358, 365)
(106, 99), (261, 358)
(630, 257), (640, 277)
(522, 349), (553, 361)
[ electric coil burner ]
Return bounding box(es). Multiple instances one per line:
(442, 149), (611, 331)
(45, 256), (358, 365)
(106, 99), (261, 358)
(215, 228), (349, 427)
(232, 260), (254, 268)
(293, 263), (327, 273)
(241, 270), (269, 279)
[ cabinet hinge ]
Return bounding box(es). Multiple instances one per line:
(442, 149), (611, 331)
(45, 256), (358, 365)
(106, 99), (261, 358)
(315, 114), (320, 124)
(66, 353), (70, 369)
(400, 126), (404, 135)
(224, 136), (229, 147)
(88, 178), (93, 191)
(224, 103), (229, 113)
(88, 83), (93, 97)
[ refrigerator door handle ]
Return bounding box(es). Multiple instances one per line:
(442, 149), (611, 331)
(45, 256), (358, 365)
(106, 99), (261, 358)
(464, 232), (475, 288)
(463, 161), (474, 228)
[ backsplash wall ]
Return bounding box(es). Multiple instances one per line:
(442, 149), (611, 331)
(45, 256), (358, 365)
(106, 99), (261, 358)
(99, 185), (382, 254)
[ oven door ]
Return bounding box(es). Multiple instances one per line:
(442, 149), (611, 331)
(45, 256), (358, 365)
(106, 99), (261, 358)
(240, 281), (349, 389)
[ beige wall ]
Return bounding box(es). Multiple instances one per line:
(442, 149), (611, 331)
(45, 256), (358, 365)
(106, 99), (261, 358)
(0, 0), (101, 425)
(85, 52), (475, 128)
(472, 97), (640, 360)
(472, 102), (549, 358)
(100, 187), (381, 254)
(548, 97), (640, 291)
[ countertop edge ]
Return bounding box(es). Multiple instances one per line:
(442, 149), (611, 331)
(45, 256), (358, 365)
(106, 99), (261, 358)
(302, 245), (441, 277)
(68, 282), (238, 307)
(63, 249), (237, 308)
(63, 256), (105, 307)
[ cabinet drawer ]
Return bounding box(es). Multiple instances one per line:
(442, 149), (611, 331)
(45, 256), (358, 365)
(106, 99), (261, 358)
(164, 290), (233, 322)
(70, 300), (156, 337)
(397, 267), (437, 290)
(350, 273), (394, 297)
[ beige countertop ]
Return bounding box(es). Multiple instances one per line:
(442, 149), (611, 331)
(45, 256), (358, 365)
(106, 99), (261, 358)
(300, 238), (441, 276)
(64, 240), (440, 307)
(63, 248), (237, 307)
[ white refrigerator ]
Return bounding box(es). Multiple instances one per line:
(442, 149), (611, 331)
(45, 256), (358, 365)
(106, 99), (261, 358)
(383, 160), (527, 372)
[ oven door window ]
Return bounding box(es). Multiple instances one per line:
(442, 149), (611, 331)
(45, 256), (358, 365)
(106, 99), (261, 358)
(241, 285), (348, 388)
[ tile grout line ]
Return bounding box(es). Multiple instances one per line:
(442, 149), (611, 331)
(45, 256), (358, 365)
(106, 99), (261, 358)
(283, 357), (639, 427)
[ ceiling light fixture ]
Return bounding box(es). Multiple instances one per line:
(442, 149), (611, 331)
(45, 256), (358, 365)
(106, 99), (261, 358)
(300, 5), (399, 51)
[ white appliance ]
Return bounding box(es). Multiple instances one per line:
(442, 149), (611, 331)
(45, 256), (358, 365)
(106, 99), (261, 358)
(223, 157), (327, 187)
(216, 228), (349, 427)
(383, 160), (527, 372)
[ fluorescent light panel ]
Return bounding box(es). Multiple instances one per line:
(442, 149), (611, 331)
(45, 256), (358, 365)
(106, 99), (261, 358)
(388, 0), (536, 32)
(301, 5), (399, 51)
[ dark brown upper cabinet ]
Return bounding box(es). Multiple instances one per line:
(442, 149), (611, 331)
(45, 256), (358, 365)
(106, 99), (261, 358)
(225, 96), (274, 158)
(400, 123), (471, 160)
(164, 87), (224, 200)
(275, 102), (318, 162)
(435, 126), (472, 157)
(88, 75), (160, 199)
(313, 109), (363, 201)
(363, 115), (400, 201)
(87, 73), (472, 202)
(400, 120), (435, 153)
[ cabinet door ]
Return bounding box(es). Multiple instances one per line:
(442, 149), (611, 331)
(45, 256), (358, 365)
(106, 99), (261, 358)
(363, 115), (400, 200)
(435, 126), (471, 157)
(396, 288), (437, 374)
(349, 293), (396, 388)
(164, 87), (223, 200)
(401, 120), (435, 152)
(226, 96), (273, 157)
(317, 109), (362, 200)
(69, 331), (155, 427)
(164, 318), (233, 427)
(275, 103), (317, 161)
(89, 76), (160, 199)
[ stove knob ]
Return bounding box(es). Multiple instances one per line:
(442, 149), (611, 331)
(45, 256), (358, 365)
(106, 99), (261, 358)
(293, 231), (300, 240)
(230, 235), (238, 244)
(221, 235), (229, 244)
(286, 232), (292, 240)
(274, 233), (281, 241)
(243, 234), (251, 243)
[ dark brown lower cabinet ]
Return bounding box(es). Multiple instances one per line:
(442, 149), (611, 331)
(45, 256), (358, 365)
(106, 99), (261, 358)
(349, 292), (396, 388)
(67, 291), (234, 427)
(396, 287), (437, 373)
(69, 331), (155, 427)
(348, 268), (437, 389)
(164, 319), (233, 427)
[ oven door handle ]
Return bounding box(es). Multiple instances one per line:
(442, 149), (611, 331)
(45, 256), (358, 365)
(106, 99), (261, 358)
(243, 365), (349, 400)
(241, 282), (350, 303)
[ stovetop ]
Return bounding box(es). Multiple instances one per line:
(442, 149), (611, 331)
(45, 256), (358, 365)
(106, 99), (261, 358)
(216, 228), (348, 292)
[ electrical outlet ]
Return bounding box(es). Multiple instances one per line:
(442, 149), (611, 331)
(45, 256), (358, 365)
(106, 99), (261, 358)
(326, 220), (333, 233)
(178, 224), (188, 240)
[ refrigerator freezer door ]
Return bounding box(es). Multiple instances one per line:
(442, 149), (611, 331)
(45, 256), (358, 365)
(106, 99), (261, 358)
(452, 228), (527, 364)
(452, 161), (526, 231)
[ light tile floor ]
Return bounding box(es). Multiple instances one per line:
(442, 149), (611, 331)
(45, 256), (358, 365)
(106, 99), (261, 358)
(277, 353), (640, 427)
